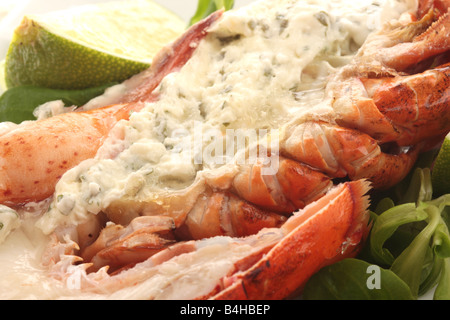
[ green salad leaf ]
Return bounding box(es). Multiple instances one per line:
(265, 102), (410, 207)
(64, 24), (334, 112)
(189, 0), (235, 26)
(434, 258), (450, 300)
(368, 168), (450, 299)
(303, 259), (414, 300)
(303, 161), (450, 300)
(369, 202), (428, 266)
(0, 83), (116, 124)
(389, 203), (444, 298)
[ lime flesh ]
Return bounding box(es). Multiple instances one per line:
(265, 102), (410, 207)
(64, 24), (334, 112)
(432, 133), (450, 196)
(5, 0), (186, 90)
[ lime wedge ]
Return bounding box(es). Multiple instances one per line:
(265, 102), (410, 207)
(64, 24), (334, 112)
(0, 60), (6, 92)
(4, 0), (186, 90)
(432, 133), (450, 196)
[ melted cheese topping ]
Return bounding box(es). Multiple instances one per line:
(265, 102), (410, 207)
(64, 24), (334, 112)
(0, 0), (417, 299)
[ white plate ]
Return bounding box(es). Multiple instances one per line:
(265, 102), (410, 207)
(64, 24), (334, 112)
(0, 0), (256, 61)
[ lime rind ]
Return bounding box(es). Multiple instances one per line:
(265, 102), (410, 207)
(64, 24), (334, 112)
(5, 21), (149, 89)
(28, 0), (185, 62)
(4, 0), (186, 90)
(431, 133), (450, 197)
(0, 60), (6, 93)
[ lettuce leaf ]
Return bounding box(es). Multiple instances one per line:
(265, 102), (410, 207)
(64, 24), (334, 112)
(0, 83), (115, 123)
(189, 0), (234, 26)
(303, 167), (450, 300)
(303, 259), (414, 300)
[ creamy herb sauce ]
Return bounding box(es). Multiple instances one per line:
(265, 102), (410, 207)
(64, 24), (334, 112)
(39, 0), (416, 234)
(0, 0), (416, 299)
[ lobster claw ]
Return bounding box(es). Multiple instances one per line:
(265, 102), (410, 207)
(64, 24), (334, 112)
(210, 180), (371, 300)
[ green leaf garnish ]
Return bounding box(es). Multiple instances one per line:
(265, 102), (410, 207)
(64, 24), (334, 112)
(189, 0), (235, 26)
(303, 166), (450, 300)
(303, 259), (414, 300)
(0, 83), (116, 123)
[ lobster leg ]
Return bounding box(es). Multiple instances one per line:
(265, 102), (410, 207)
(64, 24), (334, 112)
(80, 216), (176, 273)
(220, 156), (333, 214)
(360, 63), (450, 146)
(346, 9), (450, 76)
(379, 11), (450, 72)
(417, 0), (450, 19)
(333, 9), (450, 148)
(281, 121), (419, 189)
(176, 189), (287, 240)
(335, 62), (450, 146)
